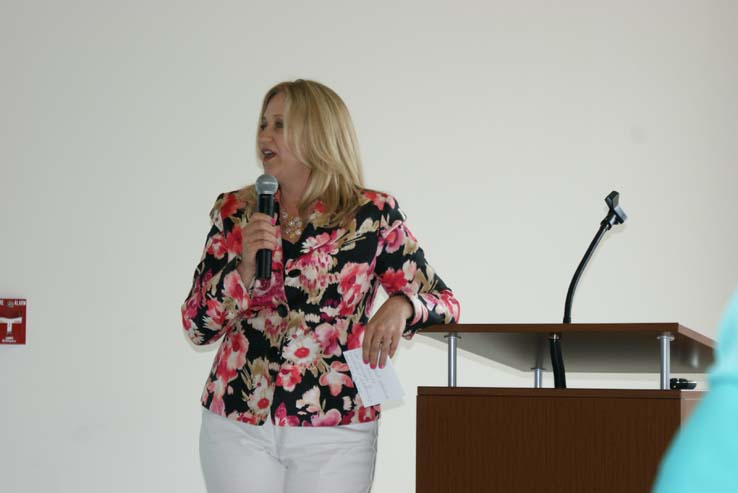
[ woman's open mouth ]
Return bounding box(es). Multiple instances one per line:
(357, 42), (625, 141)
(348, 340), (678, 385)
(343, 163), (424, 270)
(262, 149), (276, 162)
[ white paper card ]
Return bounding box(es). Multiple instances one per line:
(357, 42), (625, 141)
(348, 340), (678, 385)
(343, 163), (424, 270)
(344, 348), (405, 407)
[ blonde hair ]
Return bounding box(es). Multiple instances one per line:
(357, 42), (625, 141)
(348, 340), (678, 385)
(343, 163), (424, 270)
(254, 79), (366, 227)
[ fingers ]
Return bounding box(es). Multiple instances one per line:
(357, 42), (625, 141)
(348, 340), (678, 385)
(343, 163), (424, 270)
(361, 330), (372, 366)
(250, 212), (275, 225)
(243, 233), (277, 259)
(367, 335), (381, 369)
(362, 325), (381, 368)
(378, 336), (392, 369)
(362, 323), (399, 369)
(245, 213), (277, 236)
(242, 213), (278, 259)
(236, 214), (277, 284)
(388, 335), (400, 359)
(245, 230), (277, 248)
(245, 237), (277, 256)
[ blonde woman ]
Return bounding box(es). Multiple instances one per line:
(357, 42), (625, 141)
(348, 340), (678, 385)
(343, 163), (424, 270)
(182, 79), (460, 493)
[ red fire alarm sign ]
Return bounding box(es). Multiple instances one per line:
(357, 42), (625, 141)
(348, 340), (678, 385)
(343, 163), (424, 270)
(0, 299), (27, 345)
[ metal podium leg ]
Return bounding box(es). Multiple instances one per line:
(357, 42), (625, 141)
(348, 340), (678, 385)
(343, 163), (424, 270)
(445, 332), (459, 387)
(658, 332), (675, 390)
(533, 367), (543, 388)
(532, 335), (545, 389)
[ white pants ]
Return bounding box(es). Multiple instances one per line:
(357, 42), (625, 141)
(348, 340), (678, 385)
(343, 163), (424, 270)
(199, 408), (379, 493)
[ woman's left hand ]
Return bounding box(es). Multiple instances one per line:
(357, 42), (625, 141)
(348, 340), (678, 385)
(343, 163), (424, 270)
(362, 296), (413, 369)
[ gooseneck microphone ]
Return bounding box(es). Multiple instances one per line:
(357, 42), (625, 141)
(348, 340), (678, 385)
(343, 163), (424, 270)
(254, 174), (279, 280)
(553, 191), (628, 388)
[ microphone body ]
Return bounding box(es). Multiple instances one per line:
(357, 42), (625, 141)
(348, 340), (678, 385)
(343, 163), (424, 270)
(554, 191), (628, 388)
(254, 174), (279, 280)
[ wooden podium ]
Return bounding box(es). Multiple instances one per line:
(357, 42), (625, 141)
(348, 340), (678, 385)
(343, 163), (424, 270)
(416, 323), (715, 493)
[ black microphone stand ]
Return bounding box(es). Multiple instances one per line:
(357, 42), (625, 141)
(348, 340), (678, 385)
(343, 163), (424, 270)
(552, 191), (628, 388)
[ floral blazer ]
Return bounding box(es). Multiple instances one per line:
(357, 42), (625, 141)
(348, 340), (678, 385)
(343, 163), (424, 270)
(181, 188), (460, 427)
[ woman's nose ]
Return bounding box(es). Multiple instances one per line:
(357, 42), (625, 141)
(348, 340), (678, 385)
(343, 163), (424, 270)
(259, 126), (274, 142)
(258, 131), (271, 146)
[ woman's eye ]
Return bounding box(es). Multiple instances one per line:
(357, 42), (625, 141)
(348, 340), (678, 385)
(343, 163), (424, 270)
(275, 121), (283, 129)
(259, 123), (266, 130)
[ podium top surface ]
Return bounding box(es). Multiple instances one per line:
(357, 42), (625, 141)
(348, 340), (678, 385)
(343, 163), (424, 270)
(417, 386), (702, 400)
(419, 323), (715, 374)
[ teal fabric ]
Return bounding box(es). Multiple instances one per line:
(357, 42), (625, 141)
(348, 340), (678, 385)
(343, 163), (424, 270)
(653, 289), (738, 493)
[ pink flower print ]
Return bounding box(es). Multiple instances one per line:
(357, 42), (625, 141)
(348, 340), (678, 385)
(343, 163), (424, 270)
(276, 363), (302, 392)
(347, 323), (364, 350)
(402, 260), (418, 280)
(199, 270), (214, 301)
(219, 193), (239, 221)
(209, 396), (225, 416)
(299, 258), (331, 296)
(301, 231), (340, 254)
(204, 299), (227, 331)
(358, 404), (379, 423)
(249, 307), (285, 343)
(315, 321), (345, 358)
(200, 383), (210, 405)
(314, 200), (326, 214)
(319, 299), (340, 322)
(285, 231), (340, 300)
(184, 318), (204, 345)
(182, 293), (202, 334)
(223, 270), (247, 307)
(207, 377), (227, 416)
(340, 410), (356, 425)
(337, 262), (373, 316)
(224, 226), (242, 258)
(274, 402), (299, 426)
(285, 256), (331, 302)
(215, 344), (239, 383)
(224, 331), (248, 372)
(342, 396), (353, 411)
(229, 411), (258, 425)
(383, 221), (405, 254)
(250, 275), (285, 309)
(309, 409), (342, 427)
(319, 362), (354, 396)
(247, 374), (273, 417)
(439, 289), (461, 321)
(206, 234), (227, 259)
(297, 386), (322, 414)
(379, 268), (407, 294)
(182, 289), (200, 319)
(364, 190), (395, 211)
(283, 332), (321, 368)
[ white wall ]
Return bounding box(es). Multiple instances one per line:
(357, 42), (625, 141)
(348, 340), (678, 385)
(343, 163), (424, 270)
(2, 1), (737, 491)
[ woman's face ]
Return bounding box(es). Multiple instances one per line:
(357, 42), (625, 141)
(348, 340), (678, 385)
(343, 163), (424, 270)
(259, 92), (308, 185)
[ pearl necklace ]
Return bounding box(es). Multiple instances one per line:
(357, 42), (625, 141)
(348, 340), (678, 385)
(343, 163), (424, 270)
(280, 209), (303, 242)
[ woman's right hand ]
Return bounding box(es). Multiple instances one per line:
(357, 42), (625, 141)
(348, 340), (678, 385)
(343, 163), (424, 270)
(236, 212), (278, 285)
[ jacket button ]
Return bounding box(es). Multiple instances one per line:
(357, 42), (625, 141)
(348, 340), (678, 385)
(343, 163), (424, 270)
(277, 304), (289, 317)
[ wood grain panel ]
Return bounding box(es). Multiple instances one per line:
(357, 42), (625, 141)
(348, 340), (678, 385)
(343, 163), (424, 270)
(416, 387), (702, 493)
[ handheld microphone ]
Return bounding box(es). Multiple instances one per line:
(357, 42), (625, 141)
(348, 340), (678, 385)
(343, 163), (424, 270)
(254, 174), (279, 280)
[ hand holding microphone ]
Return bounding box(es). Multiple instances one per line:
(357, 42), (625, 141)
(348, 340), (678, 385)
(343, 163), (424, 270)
(237, 174), (279, 284)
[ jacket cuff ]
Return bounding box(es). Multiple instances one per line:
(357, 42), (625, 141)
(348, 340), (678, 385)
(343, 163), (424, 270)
(394, 292), (424, 337)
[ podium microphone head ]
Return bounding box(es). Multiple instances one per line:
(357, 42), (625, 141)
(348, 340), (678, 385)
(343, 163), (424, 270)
(256, 174), (279, 195)
(604, 191), (627, 226)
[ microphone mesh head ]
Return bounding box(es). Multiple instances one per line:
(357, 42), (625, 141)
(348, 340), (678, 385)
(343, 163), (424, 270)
(255, 174), (279, 195)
